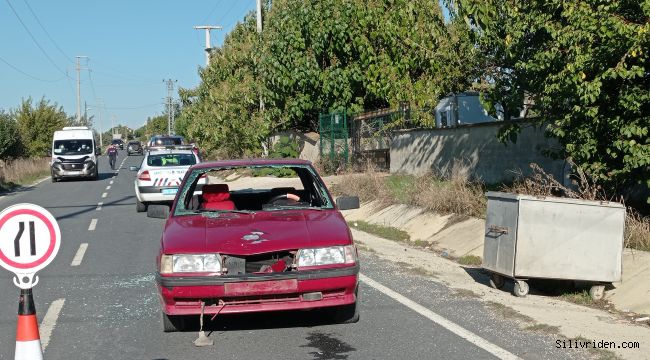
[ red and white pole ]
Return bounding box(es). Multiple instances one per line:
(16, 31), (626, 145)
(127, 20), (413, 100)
(14, 288), (43, 360)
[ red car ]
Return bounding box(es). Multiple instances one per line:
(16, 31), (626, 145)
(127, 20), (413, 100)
(152, 159), (361, 332)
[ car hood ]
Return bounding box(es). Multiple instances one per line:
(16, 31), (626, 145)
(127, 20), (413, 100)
(162, 210), (352, 255)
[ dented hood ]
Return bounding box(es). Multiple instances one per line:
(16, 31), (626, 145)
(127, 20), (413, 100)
(162, 210), (353, 255)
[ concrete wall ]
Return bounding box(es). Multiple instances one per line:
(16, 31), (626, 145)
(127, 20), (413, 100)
(268, 131), (320, 163)
(390, 121), (566, 184)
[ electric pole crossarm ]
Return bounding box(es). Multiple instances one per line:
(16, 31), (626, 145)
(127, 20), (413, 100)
(193, 25), (222, 66)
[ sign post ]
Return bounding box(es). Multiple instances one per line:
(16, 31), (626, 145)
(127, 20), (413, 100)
(0, 203), (61, 360)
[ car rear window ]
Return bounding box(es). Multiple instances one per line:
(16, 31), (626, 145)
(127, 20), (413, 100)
(147, 154), (196, 167)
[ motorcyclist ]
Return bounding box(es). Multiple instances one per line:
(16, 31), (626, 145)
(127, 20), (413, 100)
(107, 144), (118, 170)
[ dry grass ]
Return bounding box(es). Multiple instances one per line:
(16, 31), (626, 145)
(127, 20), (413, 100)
(625, 211), (650, 251)
(0, 158), (50, 190)
(333, 163), (486, 219)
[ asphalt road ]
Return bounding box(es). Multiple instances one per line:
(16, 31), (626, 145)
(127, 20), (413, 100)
(0, 152), (593, 360)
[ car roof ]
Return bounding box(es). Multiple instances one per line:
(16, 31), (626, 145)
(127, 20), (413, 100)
(147, 149), (195, 155)
(191, 158), (311, 170)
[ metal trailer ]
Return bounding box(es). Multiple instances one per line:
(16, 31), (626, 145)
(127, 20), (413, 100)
(482, 192), (625, 300)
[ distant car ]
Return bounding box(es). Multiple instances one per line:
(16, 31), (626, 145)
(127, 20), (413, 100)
(111, 139), (124, 150)
(147, 135), (184, 149)
(132, 148), (202, 212)
(153, 159), (361, 332)
(127, 141), (143, 156)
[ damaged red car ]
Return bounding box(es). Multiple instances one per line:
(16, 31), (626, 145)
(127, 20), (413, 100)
(153, 159), (361, 332)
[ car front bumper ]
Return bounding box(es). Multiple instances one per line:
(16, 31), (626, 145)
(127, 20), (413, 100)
(51, 163), (96, 178)
(156, 265), (359, 316)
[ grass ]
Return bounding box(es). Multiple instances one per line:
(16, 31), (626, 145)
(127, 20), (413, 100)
(333, 165), (486, 219)
(559, 290), (594, 306)
(457, 255), (482, 266)
(348, 220), (410, 242)
(625, 211), (650, 251)
(0, 158), (50, 192)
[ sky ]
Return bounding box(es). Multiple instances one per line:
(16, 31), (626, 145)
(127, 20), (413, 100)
(0, 0), (256, 131)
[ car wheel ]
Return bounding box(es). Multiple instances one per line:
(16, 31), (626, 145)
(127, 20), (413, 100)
(136, 200), (147, 213)
(51, 170), (57, 183)
(161, 311), (185, 332)
(92, 167), (98, 181)
(332, 287), (360, 324)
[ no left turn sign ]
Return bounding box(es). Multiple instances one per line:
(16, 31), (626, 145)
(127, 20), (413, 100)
(0, 203), (60, 288)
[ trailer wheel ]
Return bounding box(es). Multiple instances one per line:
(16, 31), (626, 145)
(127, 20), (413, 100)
(513, 280), (529, 297)
(589, 284), (605, 301)
(489, 273), (505, 289)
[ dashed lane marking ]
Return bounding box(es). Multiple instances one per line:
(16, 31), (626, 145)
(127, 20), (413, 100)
(70, 243), (88, 266)
(101, 192), (107, 198)
(110, 180), (114, 185)
(96, 202), (103, 211)
(88, 218), (97, 231)
(359, 274), (521, 360)
(40, 298), (65, 351)
(106, 185), (111, 190)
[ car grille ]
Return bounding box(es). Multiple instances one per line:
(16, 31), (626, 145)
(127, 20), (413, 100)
(223, 251), (294, 275)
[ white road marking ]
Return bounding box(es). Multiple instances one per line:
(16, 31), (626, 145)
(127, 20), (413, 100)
(88, 219), (97, 231)
(109, 180), (114, 185)
(106, 185), (111, 190)
(359, 274), (521, 360)
(70, 243), (88, 266)
(40, 298), (65, 351)
(101, 192), (107, 198)
(96, 202), (103, 211)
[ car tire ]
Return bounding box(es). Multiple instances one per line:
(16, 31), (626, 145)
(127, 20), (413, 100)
(332, 287), (360, 324)
(92, 167), (98, 181)
(51, 170), (57, 183)
(136, 200), (147, 213)
(162, 312), (185, 332)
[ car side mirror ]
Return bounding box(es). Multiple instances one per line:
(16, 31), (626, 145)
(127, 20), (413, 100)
(147, 204), (170, 219)
(129, 166), (139, 171)
(336, 196), (360, 210)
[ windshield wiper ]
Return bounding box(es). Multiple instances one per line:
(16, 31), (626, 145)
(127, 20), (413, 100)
(264, 205), (323, 211)
(191, 209), (256, 215)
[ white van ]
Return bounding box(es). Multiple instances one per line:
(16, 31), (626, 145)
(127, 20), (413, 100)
(51, 126), (99, 182)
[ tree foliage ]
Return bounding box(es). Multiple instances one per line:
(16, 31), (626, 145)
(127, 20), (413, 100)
(453, 0), (650, 197)
(13, 97), (71, 157)
(0, 110), (22, 160)
(178, 0), (479, 157)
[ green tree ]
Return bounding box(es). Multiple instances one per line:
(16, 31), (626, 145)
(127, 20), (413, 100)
(262, 0), (480, 130)
(14, 97), (71, 157)
(454, 0), (650, 199)
(0, 110), (22, 160)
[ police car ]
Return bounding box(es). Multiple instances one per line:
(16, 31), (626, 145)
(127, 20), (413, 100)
(132, 146), (203, 212)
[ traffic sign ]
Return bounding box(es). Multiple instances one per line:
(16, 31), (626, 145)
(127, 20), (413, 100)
(0, 204), (60, 289)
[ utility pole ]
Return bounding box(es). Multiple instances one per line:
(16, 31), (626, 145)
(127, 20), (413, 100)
(193, 25), (222, 66)
(256, 0), (262, 33)
(163, 79), (177, 135)
(256, 0), (264, 111)
(75, 56), (88, 125)
(97, 98), (104, 146)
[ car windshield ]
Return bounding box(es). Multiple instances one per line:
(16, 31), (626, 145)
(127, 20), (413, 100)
(128, 142), (139, 146)
(112, 140), (122, 144)
(53, 139), (93, 155)
(147, 153), (196, 167)
(176, 164), (334, 216)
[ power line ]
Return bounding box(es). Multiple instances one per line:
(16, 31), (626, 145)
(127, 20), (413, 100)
(21, 0), (73, 63)
(201, 0), (223, 24)
(93, 103), (161, 110)
(4, 0), (69, 77)
(0, 55), (66, 82)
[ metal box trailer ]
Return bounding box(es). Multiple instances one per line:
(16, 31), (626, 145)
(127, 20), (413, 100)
(482, 192), (625, 300)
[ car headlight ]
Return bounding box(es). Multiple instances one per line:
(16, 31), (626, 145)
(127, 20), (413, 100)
(160, 254), (221, 274)
(296, 245), (357, 267)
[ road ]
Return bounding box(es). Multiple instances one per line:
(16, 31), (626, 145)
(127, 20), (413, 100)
(0, 152), (592, 360)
